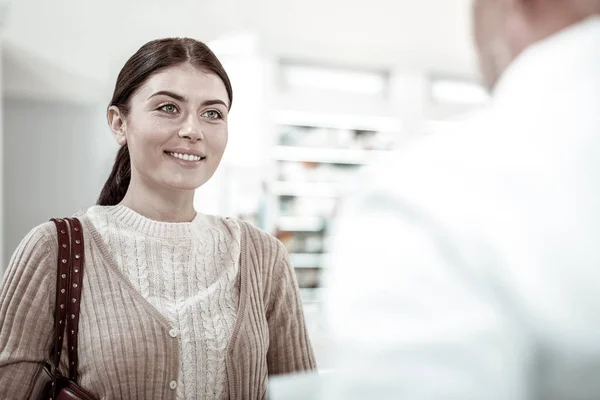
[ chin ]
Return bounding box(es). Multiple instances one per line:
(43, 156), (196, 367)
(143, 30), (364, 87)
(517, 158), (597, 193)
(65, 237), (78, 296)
(160, 168), (218, 192)
(173, 182), (206, 192)
(163, 178), (208, 192)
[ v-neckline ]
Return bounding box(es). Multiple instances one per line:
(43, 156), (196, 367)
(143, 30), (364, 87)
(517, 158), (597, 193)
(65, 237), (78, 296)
(77, 213), (250, 351)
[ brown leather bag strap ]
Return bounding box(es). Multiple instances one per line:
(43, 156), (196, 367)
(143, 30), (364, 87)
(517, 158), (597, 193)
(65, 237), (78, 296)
(50, 218), (72, 372)
(65, 217), (85, 382)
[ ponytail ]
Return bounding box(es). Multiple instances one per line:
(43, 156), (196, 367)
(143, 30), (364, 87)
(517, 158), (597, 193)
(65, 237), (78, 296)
(97, 145), (131, 206)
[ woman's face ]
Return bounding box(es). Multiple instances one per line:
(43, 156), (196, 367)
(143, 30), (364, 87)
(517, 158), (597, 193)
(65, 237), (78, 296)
(111, 63), (230, 193)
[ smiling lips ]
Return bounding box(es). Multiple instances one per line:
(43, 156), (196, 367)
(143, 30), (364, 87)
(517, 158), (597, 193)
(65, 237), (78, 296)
(165, 151), (205, 162)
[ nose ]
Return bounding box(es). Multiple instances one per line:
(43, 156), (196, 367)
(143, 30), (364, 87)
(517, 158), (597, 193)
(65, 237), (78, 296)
(178, 117), (204, 141)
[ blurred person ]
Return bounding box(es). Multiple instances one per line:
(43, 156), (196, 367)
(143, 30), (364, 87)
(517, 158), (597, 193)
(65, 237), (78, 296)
(0, 38), (315, 399)
(320, 1), (600, 399)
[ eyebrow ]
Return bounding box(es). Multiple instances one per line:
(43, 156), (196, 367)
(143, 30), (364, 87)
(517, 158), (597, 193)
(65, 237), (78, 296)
(148, 91), (229, 108)
(202, 99), (229, 108)
(148, 90), (186, 102)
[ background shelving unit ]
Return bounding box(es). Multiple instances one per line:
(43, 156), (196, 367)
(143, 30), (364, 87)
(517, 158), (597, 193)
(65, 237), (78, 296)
(266, 110), (400, 303)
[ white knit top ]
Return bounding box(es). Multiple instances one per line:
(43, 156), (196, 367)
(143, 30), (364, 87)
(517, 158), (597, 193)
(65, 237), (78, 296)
(86, 205), (241, 400)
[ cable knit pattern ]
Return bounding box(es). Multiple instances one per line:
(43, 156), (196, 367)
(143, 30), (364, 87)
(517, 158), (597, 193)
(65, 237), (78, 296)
(0, 206), (316, 400)
(85, 205), (240, 400)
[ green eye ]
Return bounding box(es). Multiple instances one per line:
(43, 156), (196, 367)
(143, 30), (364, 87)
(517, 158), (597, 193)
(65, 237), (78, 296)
(160, 104), (178, 113)
(203, 110), (222, 119)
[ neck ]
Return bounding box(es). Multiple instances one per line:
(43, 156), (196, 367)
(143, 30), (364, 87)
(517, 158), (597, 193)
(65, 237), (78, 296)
(119, 176), (197, 223)
(514, 7), (599, 59)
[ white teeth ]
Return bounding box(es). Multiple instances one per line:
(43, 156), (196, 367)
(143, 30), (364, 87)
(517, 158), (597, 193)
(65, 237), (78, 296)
(168, 152), (202, 162)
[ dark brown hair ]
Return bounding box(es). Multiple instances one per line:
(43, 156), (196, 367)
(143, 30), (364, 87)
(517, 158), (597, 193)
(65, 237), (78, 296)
(97, 38), (233, 206)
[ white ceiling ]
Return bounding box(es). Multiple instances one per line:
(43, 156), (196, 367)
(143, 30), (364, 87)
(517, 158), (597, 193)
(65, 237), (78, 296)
(258, 0), (476, 73)
(2, 0), (478, 101)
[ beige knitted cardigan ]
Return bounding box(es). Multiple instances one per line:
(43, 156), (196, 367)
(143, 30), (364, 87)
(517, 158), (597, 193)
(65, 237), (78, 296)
(0, 214), (316, 399)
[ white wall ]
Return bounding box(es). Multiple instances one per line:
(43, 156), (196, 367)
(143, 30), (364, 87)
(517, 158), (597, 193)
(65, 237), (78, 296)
(3, 98), (115, 267)
(0, 3), (9, 275)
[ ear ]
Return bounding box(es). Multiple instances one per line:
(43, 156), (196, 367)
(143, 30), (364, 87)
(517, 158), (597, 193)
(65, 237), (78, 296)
(108, 106), (127, 146)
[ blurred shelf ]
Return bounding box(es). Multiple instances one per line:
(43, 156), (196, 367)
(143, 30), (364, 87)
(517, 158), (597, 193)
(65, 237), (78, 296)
(290, 253), (326, 268)
(299, 287), (325, 303)
(273, 145), (388, 165)
(271, 181), (342, 198)
(278, 216), (325, 232)
(273, 109), (402, 133)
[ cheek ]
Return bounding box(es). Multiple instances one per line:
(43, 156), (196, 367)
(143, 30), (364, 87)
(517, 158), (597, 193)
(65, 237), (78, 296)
(206, 125), (228, 151)
(129, 119), (175, 151)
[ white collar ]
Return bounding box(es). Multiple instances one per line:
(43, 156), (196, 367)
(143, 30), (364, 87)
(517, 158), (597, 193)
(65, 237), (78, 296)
(493, 15), (600, 109)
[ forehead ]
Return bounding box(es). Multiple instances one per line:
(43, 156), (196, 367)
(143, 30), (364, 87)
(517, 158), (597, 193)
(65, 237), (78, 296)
(135, 63), (229, 105)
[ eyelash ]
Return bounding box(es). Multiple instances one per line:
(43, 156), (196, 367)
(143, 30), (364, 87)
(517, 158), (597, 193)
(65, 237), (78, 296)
(157, 103), (223, 120)
(158, 103), (179, 114)
(203, 110), (223, 120)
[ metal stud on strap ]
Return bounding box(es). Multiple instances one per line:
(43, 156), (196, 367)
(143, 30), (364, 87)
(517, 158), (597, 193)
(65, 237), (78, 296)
(50, 217), (86, 385)
(65, 217), (85, 382)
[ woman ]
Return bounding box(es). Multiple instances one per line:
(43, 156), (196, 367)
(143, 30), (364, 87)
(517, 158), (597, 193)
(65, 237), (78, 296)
(0, 38), (316, 399)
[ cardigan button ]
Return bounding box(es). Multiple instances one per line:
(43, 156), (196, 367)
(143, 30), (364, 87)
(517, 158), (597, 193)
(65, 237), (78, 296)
(169, 328), (179, 338)
(169, 380), (178, 390)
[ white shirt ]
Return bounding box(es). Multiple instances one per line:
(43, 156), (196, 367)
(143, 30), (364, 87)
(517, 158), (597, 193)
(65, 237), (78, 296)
(321, 16), (600, 400)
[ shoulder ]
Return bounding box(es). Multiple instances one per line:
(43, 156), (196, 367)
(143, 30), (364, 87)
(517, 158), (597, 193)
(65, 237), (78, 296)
(6, 220), (59, 280)
(365, 122), (489, 192)
(232, 220), (296, 305)
(226, 219), (290, 281)
(234, 219), (285, 257)
(18, 220), (59, 253)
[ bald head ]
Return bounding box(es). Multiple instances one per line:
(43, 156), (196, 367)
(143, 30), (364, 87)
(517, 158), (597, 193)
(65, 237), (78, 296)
(472, 0), (600, 91)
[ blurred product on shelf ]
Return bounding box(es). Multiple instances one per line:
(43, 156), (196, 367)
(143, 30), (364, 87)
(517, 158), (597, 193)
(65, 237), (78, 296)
(277, 230), (326, 254)
(278, 161), (358, 183)
(278, 125), (394, 150)
(280, 196), (338, 218)
(294, 268), (321, 289)
(354, 129), (395, 151)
